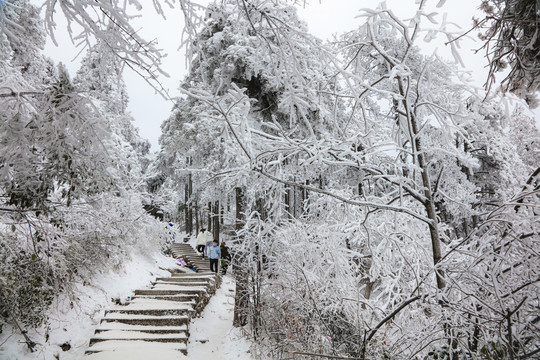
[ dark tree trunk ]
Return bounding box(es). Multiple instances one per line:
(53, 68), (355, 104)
(194, 202), (199, 236)
(284, 183), (291, 218)
(302, 180), (310, 215)
(207, 201), (212, 231)
(233, 187), (248, 327)
(185, 173), (193, 235)
(235, 187), (245, 232)
(213, 200), (220, 241)
(220, 201), (224, 225)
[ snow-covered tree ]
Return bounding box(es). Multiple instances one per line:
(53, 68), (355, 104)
(478, 0), (540, 106)
(0, 1), (166, 351)
(74, 37), (152, 178)
(160, 1), (540, 359)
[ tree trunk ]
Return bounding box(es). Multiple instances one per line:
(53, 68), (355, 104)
(284, 183), (291, 218)
(184, 181), (190, 234)
(398, 77), (445, 290)
(235, 187), (245, 232)
(233, 187), (248, 327)
(220, 201), (224, 225)
(194, 202), (199, 236)
(411, 120), (445, 290)
(302, 180), (310, 215)
(185, 173), (193, 235)
(207, 201), (212, 231)
(213, 200), (220, 241)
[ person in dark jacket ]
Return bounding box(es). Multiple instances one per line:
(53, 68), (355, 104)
(220, 241), (232, 275)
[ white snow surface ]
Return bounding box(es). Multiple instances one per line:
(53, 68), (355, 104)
(0, 248), (262, 360)
(187, 275), (261, 360)
(83, 341), (187, 359)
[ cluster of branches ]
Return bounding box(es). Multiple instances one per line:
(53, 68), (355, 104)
(478, 0), (540, 106)
(156, 1), (540, 359)
(0, 0), (167, 351)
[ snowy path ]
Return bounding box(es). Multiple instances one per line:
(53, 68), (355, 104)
(188, 275), (254, 359)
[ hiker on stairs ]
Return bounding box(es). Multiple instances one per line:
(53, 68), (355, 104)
(220, 241), (231, 275)
(196, 228), (211, 255)
(206, 240), (221, 273)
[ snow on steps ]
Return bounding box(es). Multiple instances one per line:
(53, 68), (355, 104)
(83, 243), (220, 358)
(170, 243), (214, 272)
(83, 341), (188, 359)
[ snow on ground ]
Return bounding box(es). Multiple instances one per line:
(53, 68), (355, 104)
(0, 250), (182, 360)
(0, 236), (265, 360)
(82, 275), (263, 360)
(0, 231), (261, 360)
(82, 340), (188, 360)
(188, 275), (261, 360)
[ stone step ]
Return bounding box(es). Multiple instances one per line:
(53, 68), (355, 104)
(84, 340), (187, 356)
(170, 274), (215, 280)
(171, 244), (196, 249)
(95, 323), (188, 333)
(127, 298), (195, 306)
(101, 314), (190, 326)
(171, 249), (197, 254)
(187, 259), (209, 263)
(173, 248), (199, 253)
(105, 308), (193, 317)
(182, 254), (205, 258)
(132, 294), (199, 302)
(156, 277), (210, 286)
(135, 289), (206, 296)
(189, 263), (211, 267)
(105, 299), (194, 316)
(155, 278), (209, 285)
(89, 330), (188, 345)
(174, 253), (200, 258)
(151, 282), (209, 290)
(166, 272), (214, 277)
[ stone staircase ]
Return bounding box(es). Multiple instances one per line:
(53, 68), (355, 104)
(83, 243), (220, 358)
(170, 243), (212, 272)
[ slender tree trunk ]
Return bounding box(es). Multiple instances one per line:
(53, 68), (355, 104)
(184, 180), (190, 234)
(213, 200), (220, 241)
(207, 201), (212, 231)
(398, 77), (445, 290)
(185, 173), (193, 235)
(220, 201), (224, 225)
(235, 187), (245, 232)
(284, 183), (291, 218)
(398, 76), (453, 356)
(411, 119), (445, 290)
(194, 202), (199, 236)
(233, 187), (248, 327)
(302, 180), (310, 215)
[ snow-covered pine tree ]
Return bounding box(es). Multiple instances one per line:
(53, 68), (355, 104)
(74, 36), (152, 180)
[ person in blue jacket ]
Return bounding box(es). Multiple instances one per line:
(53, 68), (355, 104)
(206, 240), (221, 273)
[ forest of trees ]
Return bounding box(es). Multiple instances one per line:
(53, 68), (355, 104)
(1, 0), (539, 359)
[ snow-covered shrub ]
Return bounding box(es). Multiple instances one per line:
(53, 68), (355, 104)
(0, 241), (55, 330)
(0, 192), (166, 340)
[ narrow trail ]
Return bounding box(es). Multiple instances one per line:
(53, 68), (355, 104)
(81, 242), (254, 359)
(187, 275), (253, 359)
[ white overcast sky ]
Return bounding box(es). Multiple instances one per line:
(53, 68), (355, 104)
(45, 0), (490, 150)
